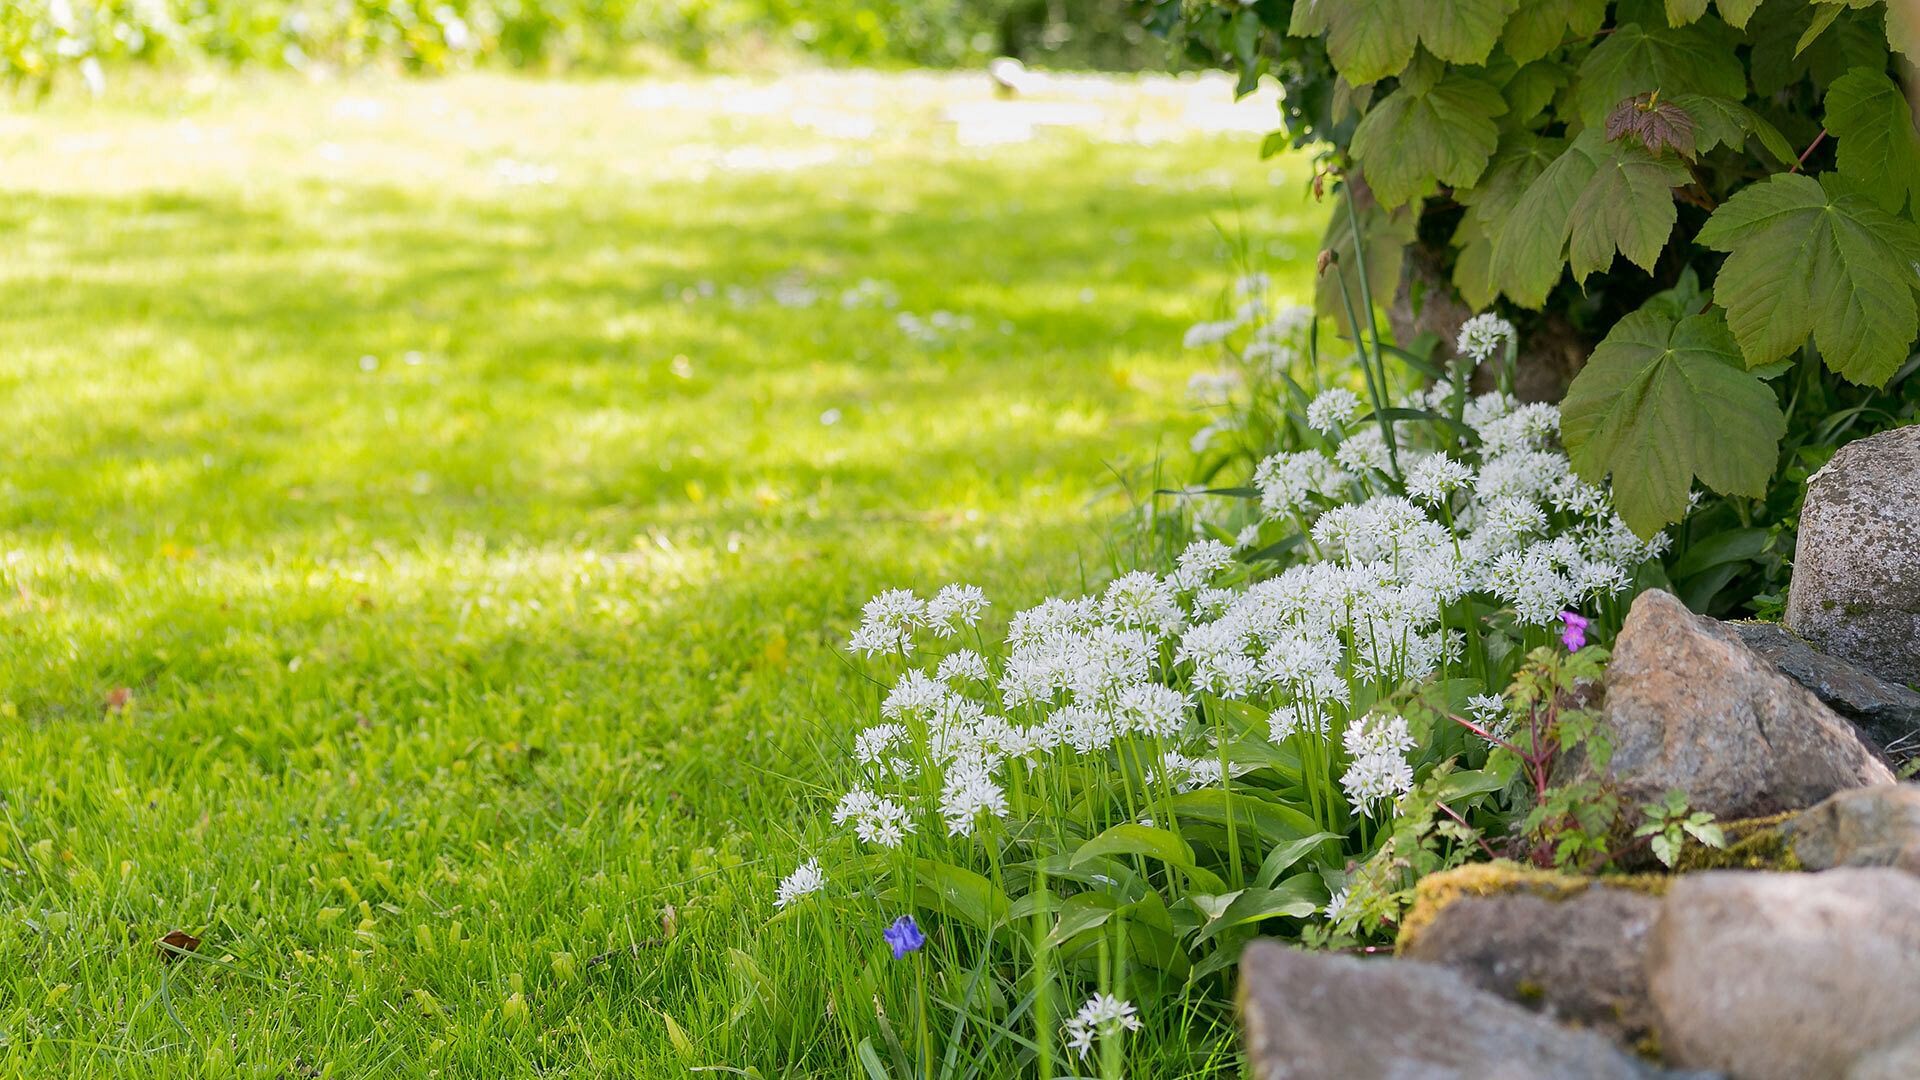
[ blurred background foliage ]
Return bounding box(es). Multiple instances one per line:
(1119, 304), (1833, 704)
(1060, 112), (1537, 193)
(0, 0), (1171, 89)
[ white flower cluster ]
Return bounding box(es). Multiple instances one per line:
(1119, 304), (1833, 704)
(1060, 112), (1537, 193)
(775, 858), (826, 909)
(1064, 993), (1142, 1059)
(1456, 312), (1517, 364)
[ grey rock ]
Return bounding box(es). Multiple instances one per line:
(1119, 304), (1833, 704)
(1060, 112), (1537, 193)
(1647, 869), (1920, 1080)
(1598, 589), (1894, 820)
(1239, 941), (1689, 1080)
(1786, 784), (1920, 874)
(1733, 621), (1920, 757)
(1399, 885), (1660, 1044)
(1786, 424), (1920, 690)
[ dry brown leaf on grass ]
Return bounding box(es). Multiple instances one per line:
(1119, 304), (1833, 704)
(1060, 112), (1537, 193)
(157, 929), (201, 962)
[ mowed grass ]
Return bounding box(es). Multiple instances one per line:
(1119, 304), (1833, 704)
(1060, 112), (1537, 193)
(0, 70), (1321, 1077)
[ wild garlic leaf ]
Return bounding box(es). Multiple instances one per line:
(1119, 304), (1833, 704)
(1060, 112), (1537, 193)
(1350, 71), (1508, 207)
(1561, 307), (1784, 535)
(1822, 66), (1920, 214)
(1491, 128), (1689, 306)
(1289, 0), (1519, 84)
(1503, 0), (1609, 65)
(1696, 172), (1920, 385)
(1574, 20), (1747, 125)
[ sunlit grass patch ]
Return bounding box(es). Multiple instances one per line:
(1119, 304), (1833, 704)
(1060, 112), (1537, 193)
(0, 69), (1319, 1076)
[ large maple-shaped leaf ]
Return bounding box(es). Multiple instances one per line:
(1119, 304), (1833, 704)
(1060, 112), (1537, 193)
(1290, 0), (1519, 83)
(1453, 134), (1564, 308)
(1490, 128), (1690, 306)
(1823, 66), (1920, 214)
(1669, 93), (1797, 163)
(1574, 20), (1747, 124)
(1350, 69), (1508, 207)
(1696, 171), (1920, 385)
(1562, 307), (1784, 535)
(1504, 0), (1609, 64)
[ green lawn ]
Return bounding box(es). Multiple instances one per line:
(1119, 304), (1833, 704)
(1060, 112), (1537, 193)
(0, 70), (1320, 1077)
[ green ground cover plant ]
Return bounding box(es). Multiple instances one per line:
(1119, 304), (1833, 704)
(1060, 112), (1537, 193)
(0, 71), (1311, 1077)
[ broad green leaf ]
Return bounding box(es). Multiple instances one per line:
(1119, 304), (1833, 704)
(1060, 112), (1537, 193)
(1350, 71), (1508, 207)
(1715, 0), (1765, 27)
(1454, 133), (1563, 308)
(1561, 307), (1785, 534)
(1043, 891), (1118, 950)
(1575, 20), (1748, 125)
(1314, 197), (1416, 330)
(910, 858), (1011, 930)
(1666, 0), (1710, 23)
(1670, 93), (1797, 163)
(1167, 789), (1321, 846)
(1193, 874), (1328, 944)
(1502, 60), (1572, 125)
(1504, 0), (1608, 65)
(1798, 2), (1846, 54)
(1491, 129), (1689, 306)
(1072, 823), (1195, 868)
(1567, 134), (1690, 280)
(1253, 832), (1342, 888)
(1696, 172), (1920, 385)
(1823, 67), (1920, 214)
(1671, 526), (1771, 577)
(1289, 0), (1519, 83)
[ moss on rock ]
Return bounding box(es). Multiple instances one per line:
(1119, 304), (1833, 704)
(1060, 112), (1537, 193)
(1396, 861), (1670, 955)
(1669, 811), (1803, 872)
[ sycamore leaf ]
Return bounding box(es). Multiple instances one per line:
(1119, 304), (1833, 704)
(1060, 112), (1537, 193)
(1575, 20), (1747, 125)
(1504, 0), (1609, 64)
(1289, 0), (1519, 83)
(1350, 71), (1508, 206)
(1503, 60), (1572, 125)
(1812, 0), (1920, 56)
(1715, 0), (1763, 28)
(1823, 66), (1920, 215)
(1491, 128), (1689, 306)
(1454, 133), (1564, 308)
(1562, 307), (1784, 534)
(1315, 198), (1417, 330)
(1607, 92), (1699, 156)
(1666, 0), (1709, 24)
(1670, 93), (1797, 164)
(1667, 0), (1763, 26)
(1696, 171), (1920, 385)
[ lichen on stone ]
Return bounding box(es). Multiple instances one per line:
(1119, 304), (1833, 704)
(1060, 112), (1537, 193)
(1396, 861), (1668, 954)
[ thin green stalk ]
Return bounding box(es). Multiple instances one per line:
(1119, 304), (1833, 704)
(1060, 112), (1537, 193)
(1339, 182), (1399, 474)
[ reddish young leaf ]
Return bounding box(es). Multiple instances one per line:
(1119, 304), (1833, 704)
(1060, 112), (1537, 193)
(1606, 92), (1698, 158)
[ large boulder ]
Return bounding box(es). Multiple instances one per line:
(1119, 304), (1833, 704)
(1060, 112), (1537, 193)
(1646, 869), (1920, 1080)
(1785, 424), (1920, 690)
(1398, 881), (1662, 1045)
(1239, 941), (1683, 1080)
(1598, 589), (1893, 819)
(1786, 784), (1920, 875)
(1733, 621), (1920, 757)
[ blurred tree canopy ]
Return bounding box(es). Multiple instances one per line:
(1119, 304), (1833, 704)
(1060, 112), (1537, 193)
(1, 0), (1171, 89)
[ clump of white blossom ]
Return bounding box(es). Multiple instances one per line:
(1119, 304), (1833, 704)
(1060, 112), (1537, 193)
(795, 313), (1672, 975)
(1064, 993), (1142, 1059)
(775, 858), (826, 909)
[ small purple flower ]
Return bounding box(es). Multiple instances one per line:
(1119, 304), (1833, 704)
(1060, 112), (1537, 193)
(883, 915), (925, 959)
(1559, 610), (1589, 652)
